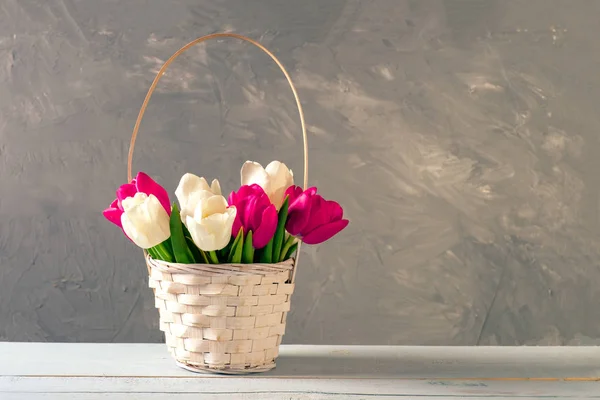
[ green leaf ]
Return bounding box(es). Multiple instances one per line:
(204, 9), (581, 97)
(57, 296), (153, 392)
(272, 197), (289, 263)
(284, 242), (298, 261)
(180, 224), (204, 263)
(181, 222), (192, 237)
(184, 236), (202, 263)
(242, 230), (254, 263)
(169, 203), (195, 264)
(279, 235), (296, 262)
(259, 239), (273, 263)
(228, 228), (244, 263)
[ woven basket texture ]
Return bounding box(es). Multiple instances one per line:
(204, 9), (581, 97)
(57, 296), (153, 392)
(147, 254), (295, 374)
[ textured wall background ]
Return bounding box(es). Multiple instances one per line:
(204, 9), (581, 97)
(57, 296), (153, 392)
(2, 0), (600, 345)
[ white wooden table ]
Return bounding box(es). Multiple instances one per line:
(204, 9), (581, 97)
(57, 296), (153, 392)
(1, 343), (599, 399)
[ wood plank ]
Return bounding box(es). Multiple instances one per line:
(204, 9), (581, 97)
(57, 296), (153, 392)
(1, 343), (599, 398)
(2, 343), (600, 379)
(2, 396), (598, 400)
(2, 376), (600, 397)
(1, 395), (458, 400)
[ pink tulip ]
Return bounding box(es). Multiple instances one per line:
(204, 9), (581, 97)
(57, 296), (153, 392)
(284, 186), (349, 245)
(228, 184), (278, 249)
(103, 172), (171, 230)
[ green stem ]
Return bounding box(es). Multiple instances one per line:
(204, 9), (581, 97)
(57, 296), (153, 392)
(147, 247), (160, 260)
(284, 242), (298, 260)
(199, 250), (210, 264)
(279, 235), (297, 262)
(162, 240), (174, 259)
(208, 250), (219, 264)
(152, 240), (174, 262)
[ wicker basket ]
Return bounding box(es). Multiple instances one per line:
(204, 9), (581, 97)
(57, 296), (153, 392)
(126, 33), (309, 374)
(147, 255), (295, 373)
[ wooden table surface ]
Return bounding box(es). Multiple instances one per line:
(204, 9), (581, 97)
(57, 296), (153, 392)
(1, 343), (599, 399)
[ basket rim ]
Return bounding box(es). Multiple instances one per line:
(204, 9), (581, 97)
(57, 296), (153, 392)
(146, 253), (295, 277)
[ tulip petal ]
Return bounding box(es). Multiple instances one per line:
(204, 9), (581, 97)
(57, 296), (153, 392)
(302, 195), (329, 234)
(203, 212), (235, 247)
(269, 187), (287, 211)
(180, 190), (203, 221)
(116, 183), (137, 207)
(195, 194), (228, 219)
(265, 161), (294, 209)
(326, 200), (344, 222)
(177, 174), (223, 222)
(135, 172), (171, 215)
(244, 195), (260, 231)
(253, 204), (278, 248)
(103, 206), (123, 228)
(231, 213), (243, 238)
(210, 179), (222, 196)
(228, 184), (277, 249)
(302, 219), (349, 245)
(175, 173), (199, 218)
(264, 161), (290, 177)
(186, 207), (236, 252)
(227, 190), (237, 206)
(286, 186), (317, 205)
(104, 199), (133, 241)
(286, 192), (313, 235)
(230, 195), (247, 236)
(229, 188), (247, 237)
(284, 185), (303, 205)
(121, 194), (171, 249)
(241, 161), (269, 189)
(186, 216), (216, 252)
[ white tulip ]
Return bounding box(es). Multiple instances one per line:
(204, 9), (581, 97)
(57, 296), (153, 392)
(175, 173), (222, 221)
(185, 193), (236, 252)
(120, 192), (170, 249)
(240, 160), (293, 209)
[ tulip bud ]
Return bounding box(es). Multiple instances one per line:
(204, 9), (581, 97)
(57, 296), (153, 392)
(103, 172), (171, 230)
(240, 160), (293, 210)
(185, 193), (237, 252)
(228, 184), (278, 249)
(120, 192), (171, 249)
(285, 186), (349, 245)
(175, 173), (222, 222)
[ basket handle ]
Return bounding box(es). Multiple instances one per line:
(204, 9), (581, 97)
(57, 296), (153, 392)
(127, 33), (308, 282)
(127, 32), (308, 188)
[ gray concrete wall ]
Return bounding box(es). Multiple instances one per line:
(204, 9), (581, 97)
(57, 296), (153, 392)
(1, 0), (600, 345)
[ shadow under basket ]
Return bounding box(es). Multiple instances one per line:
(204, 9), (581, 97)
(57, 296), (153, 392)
(147, 254), (296, 374)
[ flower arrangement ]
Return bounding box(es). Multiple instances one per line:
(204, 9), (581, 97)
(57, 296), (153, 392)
(103, 161), (349, 265)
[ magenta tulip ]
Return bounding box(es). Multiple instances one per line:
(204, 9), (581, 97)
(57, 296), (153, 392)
(228, 184), (278, 249)
(284, 186), (348, 245)
(103, 172), (171, 229)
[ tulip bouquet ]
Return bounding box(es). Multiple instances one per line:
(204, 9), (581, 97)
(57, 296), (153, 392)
(103, 161), (349, 264)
